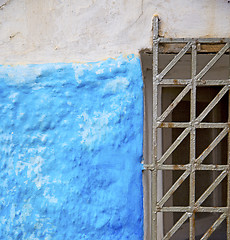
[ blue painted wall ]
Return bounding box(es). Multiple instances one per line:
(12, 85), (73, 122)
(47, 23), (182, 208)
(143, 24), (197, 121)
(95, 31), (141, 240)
(0, 55), (143, 240)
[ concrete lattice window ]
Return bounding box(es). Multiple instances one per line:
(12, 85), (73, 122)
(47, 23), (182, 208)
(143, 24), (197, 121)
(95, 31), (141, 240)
(142, 16), (230, 240)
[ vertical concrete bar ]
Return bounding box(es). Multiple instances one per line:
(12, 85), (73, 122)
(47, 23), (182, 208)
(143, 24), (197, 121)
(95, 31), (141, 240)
(152, 15), (159, 240)
(190, 43), (197, 240)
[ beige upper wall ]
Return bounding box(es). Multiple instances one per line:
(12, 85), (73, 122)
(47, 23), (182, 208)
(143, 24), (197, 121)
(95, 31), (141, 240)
(0, 0), (230, 64)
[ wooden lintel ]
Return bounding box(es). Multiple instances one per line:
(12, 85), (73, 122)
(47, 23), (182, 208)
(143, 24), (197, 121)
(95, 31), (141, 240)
(142, 43), (230, 55)
(160, 43), (230, 54)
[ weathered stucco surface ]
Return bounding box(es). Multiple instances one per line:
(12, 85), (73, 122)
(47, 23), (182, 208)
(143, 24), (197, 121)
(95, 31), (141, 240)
(0, 55), (143, 239)
(0, 0), (230, 63)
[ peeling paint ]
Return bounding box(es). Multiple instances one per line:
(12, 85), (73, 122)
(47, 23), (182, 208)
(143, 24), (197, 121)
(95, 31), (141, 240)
(0, 55), (143, 239)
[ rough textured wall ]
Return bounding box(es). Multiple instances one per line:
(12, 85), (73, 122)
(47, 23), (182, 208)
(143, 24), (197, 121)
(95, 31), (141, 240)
(0, 0), (230, 63)
(0, 55), (143, 240)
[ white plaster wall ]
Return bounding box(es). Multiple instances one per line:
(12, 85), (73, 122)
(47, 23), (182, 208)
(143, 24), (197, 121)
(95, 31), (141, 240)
(0, 0), (230, 63)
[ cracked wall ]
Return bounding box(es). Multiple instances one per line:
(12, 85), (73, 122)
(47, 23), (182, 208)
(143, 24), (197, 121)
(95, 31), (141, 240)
(0, 0), (230, 63)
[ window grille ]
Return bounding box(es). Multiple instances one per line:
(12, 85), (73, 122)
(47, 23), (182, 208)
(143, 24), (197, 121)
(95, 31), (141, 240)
(143, 16), (230, 239)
